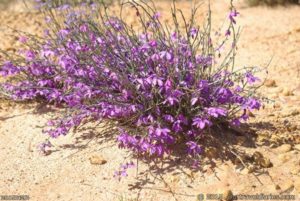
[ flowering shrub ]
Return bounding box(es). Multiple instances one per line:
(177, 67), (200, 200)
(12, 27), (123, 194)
(0, 1), (262, 174)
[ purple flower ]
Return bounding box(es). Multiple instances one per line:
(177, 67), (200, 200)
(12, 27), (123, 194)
(244, 98), (261, 110)
(172, 90), (184, 98)
(148, 127), (174, 144)
(19, 36), (27, 43)
(58, 29), (70, 38)
(163, 114), (175, 123)
(186, 141), (201, 156)
(79, 24), (89, 32)
(231, 118), (241, 126)
(153, 12), (161, 19)
(148, 40), (157, 47)
(159, 51), (173, 61)
(171, 32), (177, 41)
(164, 79), (172, 91)
(245, 72), (260, 84)
(198, 80), (209, 94)
(149, 144), (165, 156)
(149, 75), (163, 87)
(41, 49), (55, 58)
(216, 87), (233, 104)
(234, 85), (243, 92)
(0, 62), (20, 77)
(57, 4), (70, 10)
(229, 10), (239, 24)
(172, 120), (183, 133)
(163, 96), (179, 106)
(105, 17), (124, 31)
(37, 140), (52, 155)
(177, 114), (188, 125)
(151, 53), (160, 61)
(207, 107), (227, 118)
(114, 161), (135, 180)
(225, 29), (231, 37)
(190, 27), (198, 38)
(191, 97), (198, 106)
(25, 50), (36, 61)
(154, 127), (171, 137)
(196, 55), (212, 67)
(117, 132), (133, 148)
(192, 117), (211, 130)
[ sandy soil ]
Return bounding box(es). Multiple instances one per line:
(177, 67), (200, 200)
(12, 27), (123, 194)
(0, 1), (300, 201)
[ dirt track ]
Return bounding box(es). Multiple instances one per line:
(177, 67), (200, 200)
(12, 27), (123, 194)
(0, 1), (300, 201)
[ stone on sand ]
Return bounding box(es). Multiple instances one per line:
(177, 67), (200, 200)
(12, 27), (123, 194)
(89, 155), (107, 165)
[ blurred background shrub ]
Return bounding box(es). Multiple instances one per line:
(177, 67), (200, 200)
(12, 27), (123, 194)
(35, 0), (115, 8)
(0, 0), (299, 9)
(37, 0), (300, 7)
(245, 0), (299, 6)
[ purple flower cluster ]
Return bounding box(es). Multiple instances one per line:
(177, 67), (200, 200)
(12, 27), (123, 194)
(114, 161), (135, 180)
(0, 2), (261, 163)
(37, 140), (52, 155)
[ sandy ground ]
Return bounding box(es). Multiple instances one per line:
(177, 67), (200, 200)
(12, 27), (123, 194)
(0, 1), (300, 201)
